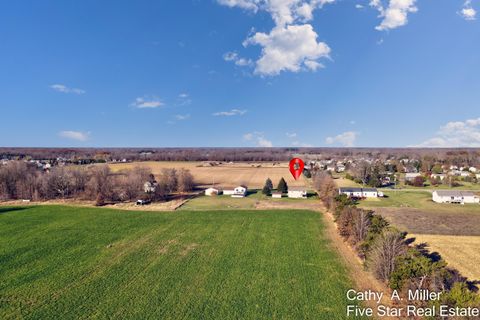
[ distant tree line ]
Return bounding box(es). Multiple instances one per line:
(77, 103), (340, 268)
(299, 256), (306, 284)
(2, 147), (480, 165)
(312, 172), (480, 312)
(0, 161), (195, 206)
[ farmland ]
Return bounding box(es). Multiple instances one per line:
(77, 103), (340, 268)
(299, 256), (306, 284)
(0, 206), (357, 319)
(358, 190), (480, 281)
(108, 161), (307, 189)
(410, 234), (480, 280)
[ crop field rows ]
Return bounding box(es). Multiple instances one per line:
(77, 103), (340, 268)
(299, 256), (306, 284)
(0, 206), (357, 319)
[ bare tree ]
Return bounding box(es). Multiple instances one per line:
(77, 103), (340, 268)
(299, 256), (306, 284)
(354, 161), (372, 186)
(177, 168), (195, 193)
(45, 167), (73, 199)
(70, 167), (89, 196)
(160, 168), (178, 193)
(353, 209), (372, 244)
(313, 172), (337, 210)
(119, 167), (151, 201)
(0, 161), (36, 200)
(368, 230), (407, 282)
(87, 165), (113, 206)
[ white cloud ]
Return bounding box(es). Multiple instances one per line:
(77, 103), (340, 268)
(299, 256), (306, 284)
(413, 117), (480, 147)
(356, 4), (364, 9)
(257, 137), (273, 147)
(461, 7), (477, 20)
(244, 24), (330, 75)
(58, 130), (90, 142)
(326, 131), (357, 147)
(50, 84), (85, 95)
(217, 0), (260, 11)
(131, 96), (164, 109)
(286, 132), (297, 138)
(177, 93), (192, 106)
(370, 0), (418, 31)
(459, 1), (476, 20)
(223, 51), (253, 67)
(218, 0), (334, 76)
(243, 133), (254, 140)
(243, 131), (273, 147)
(175, 114), (190, 120)
(213, 109), (247, 116)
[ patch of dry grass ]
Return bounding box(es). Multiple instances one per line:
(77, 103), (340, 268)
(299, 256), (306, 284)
(410, 234), (480, 281)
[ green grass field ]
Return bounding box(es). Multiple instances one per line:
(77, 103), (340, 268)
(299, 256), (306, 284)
(0, 206), (357, 319)
(180, 190), (319, 211)
(358, 190), (480, 213)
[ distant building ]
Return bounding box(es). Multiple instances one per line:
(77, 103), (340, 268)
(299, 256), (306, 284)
(449, 170), (462, 176)
(288, 188), (307, 199)
(223, 188), (235, 196)
(432, 190), (479, 204)
(271, 192), (283, 199)
(338, 187), (378, 198)
(144, 181), (157, 193)
(405, 172), (422, 182)
(205, 187), (221, 196)
(326, 164), (336, 172)
(228, 185), (247, 198)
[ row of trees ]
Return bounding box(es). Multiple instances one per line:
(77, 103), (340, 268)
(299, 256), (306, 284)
(0, 161), (195, 205)
(4, 147), (480, 165)
(312, 172), (480, 312)
(261, 177), (288, 195)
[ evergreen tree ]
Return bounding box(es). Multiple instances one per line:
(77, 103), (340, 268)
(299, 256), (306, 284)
(277, 177), (288, 193)
(262, 178), (273, 196)
(262, 178), (273, 195)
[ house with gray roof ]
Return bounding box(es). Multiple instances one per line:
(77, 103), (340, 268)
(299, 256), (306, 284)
(432, 190), (479, 204)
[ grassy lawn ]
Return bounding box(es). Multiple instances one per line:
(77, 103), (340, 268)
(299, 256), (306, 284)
(180, 190), (319, 211)
(0, 206), (357, 319)
(358, 190), (480, 214)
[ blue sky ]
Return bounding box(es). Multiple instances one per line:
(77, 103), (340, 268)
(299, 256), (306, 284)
(1, 0), (479, 148)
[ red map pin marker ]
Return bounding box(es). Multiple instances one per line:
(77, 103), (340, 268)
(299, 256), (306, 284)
(289, 158), (305, 180)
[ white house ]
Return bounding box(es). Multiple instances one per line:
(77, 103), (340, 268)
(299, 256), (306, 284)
(338, 187), (378, 198)
(271, 192), (283, 199)
(449, 170), (462, 176)
(405, 172), (422, 182)
(231, 185), (247, 198)
(143, 181), (157, 193)
(288, 188), (307, 199)
(336, 164), (346, 173)
(460, 171), (471, 178)
(432, 190), (479, 204)
(205, 187), (221, 196)
(223, 188), (235, 196)
(469, 167), (477, 173)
